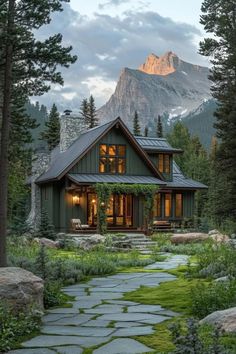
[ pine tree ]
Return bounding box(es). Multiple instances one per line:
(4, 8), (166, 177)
(144, 126), (149, 137)
(133, 111), (141, 136)
(0, 0), (77, 267)
(79, 98), (89, 126)
(200, 0), (236, 223)
(156, 115), (163, 138)
(38, 208), (56, 241)
(41, 103), (60, 151)
(167, 123), (210, 224)
(87, 95), (98, 128)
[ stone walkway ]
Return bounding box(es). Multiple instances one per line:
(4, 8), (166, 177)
(9, 254), (188, 354)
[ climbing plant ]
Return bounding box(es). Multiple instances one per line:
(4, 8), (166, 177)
(95, 183), (158, 234)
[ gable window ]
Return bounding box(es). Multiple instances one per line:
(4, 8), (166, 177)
(158, 154), (171, 174)
(175, 193), (183, 217)
(99, 144), (126, 174)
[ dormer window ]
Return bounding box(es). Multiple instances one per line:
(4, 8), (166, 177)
(99, 144), (126, 174)
(158, 154), (170, 174)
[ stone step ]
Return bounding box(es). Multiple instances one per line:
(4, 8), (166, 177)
(131, 241), (157, 246)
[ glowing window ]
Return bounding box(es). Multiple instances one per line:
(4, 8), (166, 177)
(175, 194), (183, 217)
(165, 194), (172, 217)
(99, 144), (126, 174)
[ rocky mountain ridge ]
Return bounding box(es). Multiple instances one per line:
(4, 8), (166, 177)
(97, 52), (211, 133)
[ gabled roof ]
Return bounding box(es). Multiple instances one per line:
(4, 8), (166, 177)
(165, 162), (207, 190)
(36, 117), (162, 184)
(135, 136), (183, 154)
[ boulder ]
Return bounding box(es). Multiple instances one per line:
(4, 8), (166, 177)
(79, 234), (105, 250)
(209, 233), (229, 243)
(208, 229), (219, 236)
(228, 239), (236, 249)
(90, 234), (106, 244)
(214, 276), (230, 282)
(171, 233), (208, 244)
(34, 237), (60, 248)
(200, 307), (236, 333)
(0, 267), (44, 312)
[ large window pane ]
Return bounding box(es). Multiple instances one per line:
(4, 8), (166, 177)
(100, 144), (107, 155)
(175, 194), (182, 217)
(154, 193), (161, 217)
(118, 145), (126, 156)
(109, 145), (116, 156)
(165, 194), (172, 217)
(158, 154), (164, 173)
(164, 155), (170, 173)
(118, 158), (125, 174)
(108, 158), (116, 173)
(99, 158), (106, 173)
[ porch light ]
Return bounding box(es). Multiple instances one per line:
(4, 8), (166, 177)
(91, 199), (96, 204)
(100, 201), (105, 206)
(73, 195), (80, 205)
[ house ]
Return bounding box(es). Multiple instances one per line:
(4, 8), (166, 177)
(27, 113), (207, 234)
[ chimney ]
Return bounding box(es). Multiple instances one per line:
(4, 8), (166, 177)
(60, 110), (84, 152)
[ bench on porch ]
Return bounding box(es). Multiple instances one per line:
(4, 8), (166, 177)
(152, 220), (171, 231)
(71, 219), (89, 231)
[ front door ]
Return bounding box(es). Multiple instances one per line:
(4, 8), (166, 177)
(87, 193), (133, 227)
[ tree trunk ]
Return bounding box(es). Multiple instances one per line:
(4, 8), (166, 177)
(0, 0), (15, 267)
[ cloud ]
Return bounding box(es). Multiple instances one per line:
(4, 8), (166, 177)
(98, 0), (130, 10)
(35, 4), (207, 111)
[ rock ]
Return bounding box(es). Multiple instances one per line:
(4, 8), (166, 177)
(209, 233), (229, 243)
(79, 234), (105, 250)
(0, 267), (44, 312)
(214, 276), (230, 282)
(200, 307), (236, 333)
(171, 233), (208, 244)
(228, 239), (236, 249)
(231, 233), (236, 239)
(208, 229), (219, 236)
(34, 237), (60, 249)
(90, 234), (105, 243)
(139, 52), (177, 76)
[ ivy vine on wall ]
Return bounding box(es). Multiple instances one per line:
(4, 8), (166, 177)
(95, 183), (159, 234)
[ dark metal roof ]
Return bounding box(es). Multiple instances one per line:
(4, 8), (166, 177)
(36, 121), (114, 183)
(135, 136), (183, 153)
(36, 118), (162, 183)
(165, 162), (208, 189)
(67, 174), (166, 185)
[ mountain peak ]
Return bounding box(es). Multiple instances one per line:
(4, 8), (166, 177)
(138, 51), (180, 76)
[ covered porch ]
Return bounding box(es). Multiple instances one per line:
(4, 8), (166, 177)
(66, 173), (166, 234)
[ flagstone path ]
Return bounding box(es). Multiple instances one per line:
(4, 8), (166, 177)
(9, 254), (188, 354)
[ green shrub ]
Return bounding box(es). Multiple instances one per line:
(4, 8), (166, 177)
(0, 302), (40, 352)
(191, 280), (236, 319)
(169, 319), (227, 354)
(43, 281), (68, 309)
(195, 243), (236, 279)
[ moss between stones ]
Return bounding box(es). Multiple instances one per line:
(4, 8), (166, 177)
(123, 277), (203, 315)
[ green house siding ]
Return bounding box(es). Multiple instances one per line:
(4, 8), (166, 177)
(183, 191), (195, 218)
(70, 127), (153, 176)
(41, 183), (54, 224)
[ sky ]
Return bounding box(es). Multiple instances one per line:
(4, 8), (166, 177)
(36, 0), (209, 111)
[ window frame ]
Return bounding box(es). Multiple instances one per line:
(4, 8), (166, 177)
(158, 153), (171, 174)
(175, 193), (183, 218)
(164, 193), (172, 218)
(99, 144), (126, 174)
